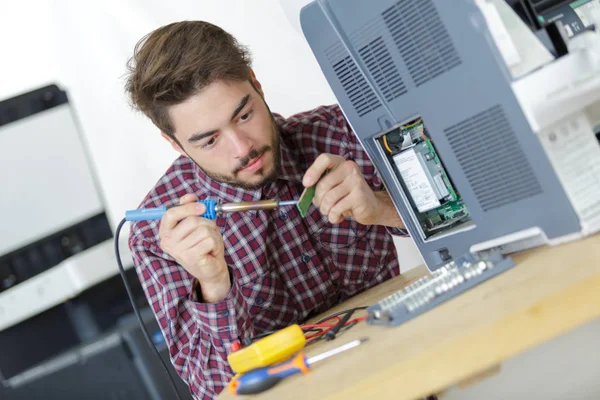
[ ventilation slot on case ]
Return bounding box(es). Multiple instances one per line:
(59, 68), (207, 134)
(382, 0), (461, 87)
(327, 42), (382, 117)
(445, 105), (543, 211)
(358, 37), (407, 103)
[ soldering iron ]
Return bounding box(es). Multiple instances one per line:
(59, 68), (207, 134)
(125, 198), (298, 221)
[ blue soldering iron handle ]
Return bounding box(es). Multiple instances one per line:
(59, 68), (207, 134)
(125, 199), (218, 221)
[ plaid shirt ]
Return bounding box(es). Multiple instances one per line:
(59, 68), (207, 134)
(129, 105), (404, 400)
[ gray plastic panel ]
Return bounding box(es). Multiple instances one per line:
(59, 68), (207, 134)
(366, 252), (515, 327)
(300, 0), (580, 270)
(300, 2), (396, 136)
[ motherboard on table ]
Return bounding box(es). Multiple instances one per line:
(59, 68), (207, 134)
(377, 117), (470, 240)
(367, 252), (515, 327)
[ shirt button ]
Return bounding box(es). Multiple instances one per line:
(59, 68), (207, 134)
(220, 310), (229, 317)
(256, 296), (265, 305)
(301, 254), (311, 263)
(279, 210), (288, 220)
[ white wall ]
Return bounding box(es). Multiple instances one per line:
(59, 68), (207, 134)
(0, 0), (423, 271)
(0, 1), (60, 100)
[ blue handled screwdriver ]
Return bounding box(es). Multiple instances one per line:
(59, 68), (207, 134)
(125, 199), (298, 221)
(228, 337), (368, 396)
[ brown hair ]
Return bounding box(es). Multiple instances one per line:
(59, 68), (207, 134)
(125, 21), (252, 138)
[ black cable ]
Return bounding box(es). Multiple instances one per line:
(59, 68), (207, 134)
(255, 330), (276, 339)
(114, 218), (182, 400)
(314, 306), (368, 325)
(302, 328), (325, 334)
(305, 320), (361, 346)
(324, 309), (355, 341)
(303, 307), (369, 345)
(339, 321), (358, 333)
(243, 307), (370, 346)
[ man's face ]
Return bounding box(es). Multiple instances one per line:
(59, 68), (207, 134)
(165, 80), (280, 190)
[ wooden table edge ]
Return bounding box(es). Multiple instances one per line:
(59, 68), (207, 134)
(328, 272), (600, 400)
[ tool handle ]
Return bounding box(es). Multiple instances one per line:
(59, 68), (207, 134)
(227, 324), (306, 374)
(228, 353), (309, 396)
(125, 199), (218, 221)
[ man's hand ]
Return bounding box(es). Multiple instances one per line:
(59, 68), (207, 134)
(302, 154), (405, 229)
(159, 194), (231, 303)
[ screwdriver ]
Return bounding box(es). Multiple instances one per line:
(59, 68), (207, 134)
(125, 199), (298, 221)
(228, 337), (368, 396)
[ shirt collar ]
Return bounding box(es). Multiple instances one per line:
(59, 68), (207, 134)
(191, 113), (303, 204)
(275, 113), (303, 183)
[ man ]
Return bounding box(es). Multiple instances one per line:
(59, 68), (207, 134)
(125, 20), (407, 400)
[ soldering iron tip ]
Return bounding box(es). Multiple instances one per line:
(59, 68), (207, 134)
(277, 199), (298, 207)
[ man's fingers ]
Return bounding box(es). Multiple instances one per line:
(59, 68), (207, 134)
(161, 194), (202, 232)
(179, 225), (215, 251)
(319, 182), (351, 216)
(313, 164), (351, 206)
(167, 216), (201, 242)
(179, 194), (213, 218)
(194, 235), (220, 257)
(179, 193), (199, 205)
(170, 216), (216, 240)
(161, 203), (200, 231)
(302, 154), (344, 187)
(328, 192), (357, 224)
(161, 203), (212, 232)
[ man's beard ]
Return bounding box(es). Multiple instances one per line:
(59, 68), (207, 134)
(191, 121), (281, 191)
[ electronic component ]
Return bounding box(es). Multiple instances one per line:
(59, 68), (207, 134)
(297, 185), (316, 218)
(366, 252), (515, 327)
(393, 148), (442, 212)
(378, 117), (471, 240)
(296, 170), (330, 218)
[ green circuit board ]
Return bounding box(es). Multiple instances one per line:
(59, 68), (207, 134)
(379, 117), (471, 239)
(296, 185), (315, 218)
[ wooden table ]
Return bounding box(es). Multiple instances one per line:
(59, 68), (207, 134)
(218, 233), (600, 400)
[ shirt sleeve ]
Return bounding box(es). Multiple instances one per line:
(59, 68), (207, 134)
(128, 235), (256, 399)
(328, 105), (409, 237)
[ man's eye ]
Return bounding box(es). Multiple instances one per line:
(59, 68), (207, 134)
(240, 110), (253, 122)
(202, 137), (217, 148)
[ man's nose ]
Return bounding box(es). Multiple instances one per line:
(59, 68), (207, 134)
(228, 130), (253, 159)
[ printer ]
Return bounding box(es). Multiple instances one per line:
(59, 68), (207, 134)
(296, 0), (600, 269)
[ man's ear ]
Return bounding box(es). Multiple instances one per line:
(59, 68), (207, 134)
(249, 68), (264, 97)
(161, 132), (186, 157)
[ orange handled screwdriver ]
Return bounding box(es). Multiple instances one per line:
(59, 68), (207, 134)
(228, 337), (367, 396)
